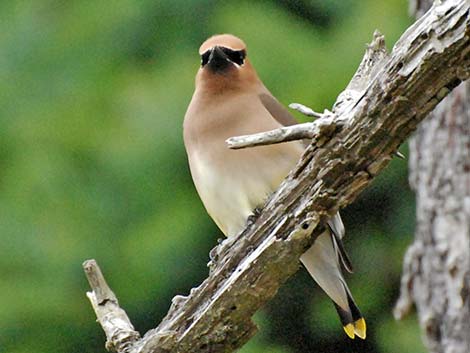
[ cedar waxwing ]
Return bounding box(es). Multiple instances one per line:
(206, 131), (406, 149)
(183, 34), (366, 340)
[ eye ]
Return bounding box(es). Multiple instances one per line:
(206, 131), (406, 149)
(222, 48), (246, 66)
(201, 50), (210, 66)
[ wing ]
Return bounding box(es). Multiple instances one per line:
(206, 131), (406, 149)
(300, 231), (365, 339)
(259, 91), (354, 273)
(258, 92), (299, 127)
(328, 213), (353, 273)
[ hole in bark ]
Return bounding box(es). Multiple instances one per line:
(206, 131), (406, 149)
(420, 32), (429, 40)
(301, 222), (309, 230)
(184, 318), (194, 330)
(276, 231), (289, 240)
(449, 265), (458, 278)
(446, 78), (462, 91)
(461, 285), (469, 303)
(230, 305), (237, 311)
(397, 61), (404, 70)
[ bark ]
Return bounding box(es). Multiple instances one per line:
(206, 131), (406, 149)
(84, 1), (470, 352)
(394, 1), (470, 353)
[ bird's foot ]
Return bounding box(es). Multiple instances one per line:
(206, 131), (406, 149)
(247, 207), (262, 226)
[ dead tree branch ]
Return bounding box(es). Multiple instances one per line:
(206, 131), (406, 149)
(83, 260), (141, 353)
(226, 116), (340, 150)
(84, 1), (470, 352)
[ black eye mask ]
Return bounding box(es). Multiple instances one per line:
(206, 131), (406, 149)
(221, 48), (246, 66)
(200, 48), (246, 67)
(201, 50), (211, 66)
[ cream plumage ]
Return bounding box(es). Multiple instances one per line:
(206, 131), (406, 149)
(183, 34), (366, 339)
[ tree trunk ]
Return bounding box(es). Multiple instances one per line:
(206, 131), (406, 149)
(394, 2), (470, 353)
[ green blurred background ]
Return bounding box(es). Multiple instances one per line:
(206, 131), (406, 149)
(0, 1), (426, 352)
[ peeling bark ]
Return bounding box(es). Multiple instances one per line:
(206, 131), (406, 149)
(394, 81), (470, 353)
(394, 2), (470, 353)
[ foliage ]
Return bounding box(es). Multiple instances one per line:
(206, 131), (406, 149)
(0, 1), (425, 352)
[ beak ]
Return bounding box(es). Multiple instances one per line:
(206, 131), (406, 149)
(207, 46), (230, 72)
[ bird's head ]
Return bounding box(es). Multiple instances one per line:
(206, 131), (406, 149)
(196, 34), (259, 92)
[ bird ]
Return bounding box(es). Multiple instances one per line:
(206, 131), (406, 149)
(183, 34), (366, 340)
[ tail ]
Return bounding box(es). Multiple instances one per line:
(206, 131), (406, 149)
(300, 229), (366, 339)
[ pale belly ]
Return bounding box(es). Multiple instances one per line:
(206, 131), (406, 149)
(188, 141), (304, 236)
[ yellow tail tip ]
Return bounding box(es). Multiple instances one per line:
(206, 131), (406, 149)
(354, 318), (367, 339)
(343, 323), (355, 339)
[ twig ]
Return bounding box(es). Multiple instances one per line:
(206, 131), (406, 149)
(226, 115), (341, 149)
(288, 103), (325, 118)
(83, 260), (141, 353)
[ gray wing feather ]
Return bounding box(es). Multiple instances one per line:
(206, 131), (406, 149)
(259, 91), (354, 273)
(258, 92), (298, 127)
(328, 213), (353, 273)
